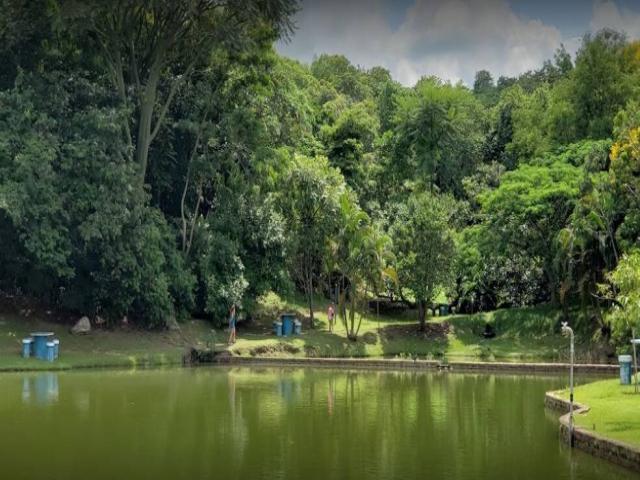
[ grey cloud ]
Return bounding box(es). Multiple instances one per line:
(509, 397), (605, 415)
(278, 0), (636, 86)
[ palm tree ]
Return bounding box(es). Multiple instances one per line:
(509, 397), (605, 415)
(333, 193), (393, 341)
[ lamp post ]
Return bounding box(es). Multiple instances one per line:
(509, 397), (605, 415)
(632, 330), (639, 394)
(561, 321), (575, 447)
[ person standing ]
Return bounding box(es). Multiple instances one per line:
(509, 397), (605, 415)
(327, 303), (335, 332)
(228, 304), (237, 345)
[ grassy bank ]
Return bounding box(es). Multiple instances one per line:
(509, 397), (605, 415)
(556, 378), (640, 447)
(231, 296), (610, 363)
(0, 308), (216, 371)
(0, 294), (613, 371)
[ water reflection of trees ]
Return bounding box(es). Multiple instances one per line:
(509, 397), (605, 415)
(217, 369), (565, 479)
(0, 368), (588, 480)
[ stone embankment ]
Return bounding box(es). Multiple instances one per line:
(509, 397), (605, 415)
(545, 391), (640, 472)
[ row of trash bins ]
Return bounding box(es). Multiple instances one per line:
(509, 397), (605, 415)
(22, 337), (60, 362)
(273, 313), (302, 337)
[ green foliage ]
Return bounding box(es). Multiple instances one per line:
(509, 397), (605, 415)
(332, 192), (390, 340)
(454, 225), (546, 313)
(321, 100), (379, 179)
(1, 4), (640, 346)
(572, 29), (632, 139)
(473, 70), (498, 107)
(392, 77), (485, 195)
(505, 85), (553, 162)
(480, 160), (583, 304)
(251, 291), (288, 324)
(610, 104), (640, 252)
(389, 191), (455, 328)
(311, 54), (371, 101)
(0, 71), (194, 325)
(277, 154), (345, 326)
(605, 250), (640, 341)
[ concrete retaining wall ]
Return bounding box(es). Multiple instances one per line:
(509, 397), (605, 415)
(545, 391), (640, 472)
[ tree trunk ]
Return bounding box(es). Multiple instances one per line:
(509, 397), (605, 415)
(418, 299), (426, 332)
(306, 269), (315, 329)
(137, 92), (156, 184)
(348, 292), (357, 341)
(308, 289), (315, 330)
(136, 57), (163, 185)
(339, 275), (348, 327)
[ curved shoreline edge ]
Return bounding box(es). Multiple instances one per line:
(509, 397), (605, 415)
(213, 354), (618, 374)
(545, 391), (640, 472)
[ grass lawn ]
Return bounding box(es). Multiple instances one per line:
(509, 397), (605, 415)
(230, 295), (610, 363)
(0, 294), (612, 371)
(0, 307), (217, 371)
(556, 378), (640, 447)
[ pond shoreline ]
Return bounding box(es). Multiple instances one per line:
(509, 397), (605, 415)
(0, 352), (620, 375)
(545, 391), (640, 472)
(212, 354), (618, 375)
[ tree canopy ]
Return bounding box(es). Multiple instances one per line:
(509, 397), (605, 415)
(1, 8), (640, 347)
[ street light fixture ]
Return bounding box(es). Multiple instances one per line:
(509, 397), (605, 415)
(561, 321), (575, 447)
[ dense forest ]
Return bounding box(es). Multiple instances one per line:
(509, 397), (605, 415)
(1, 1), (639, 344)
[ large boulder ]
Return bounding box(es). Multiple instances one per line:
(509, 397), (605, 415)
(71, 316), (91, 335)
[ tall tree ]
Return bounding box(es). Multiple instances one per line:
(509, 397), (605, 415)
(278, 154), (345, 328)
(572, 29), (630, 139)
(481, 160), (583, 303)
(331, 193), (389, 341)
(393, 77), (485, 196)
(473, 70), (498, 106)
(390, 192), (455, 331)
(56, 0), (297, 184)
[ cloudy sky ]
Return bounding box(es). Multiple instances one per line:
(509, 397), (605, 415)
(277, 0), (640, 86)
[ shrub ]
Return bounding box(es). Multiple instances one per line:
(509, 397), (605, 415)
(251, 291), (288, 325)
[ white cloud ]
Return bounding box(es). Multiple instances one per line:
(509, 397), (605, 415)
(391, 0), (564, 85)
(591, 0), (640, 39)
(278, 0), (564, 86)
(277, 0), (638, 87)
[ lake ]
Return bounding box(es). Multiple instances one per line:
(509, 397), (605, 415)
(0, 367), (634, 479)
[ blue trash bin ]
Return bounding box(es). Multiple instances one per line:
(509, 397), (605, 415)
(273, 321), (283, 337)
(31, 332), (54, 360)
(439, 305), (449, 316)
(53, 339), (60, 359)
(22, 338), (33, 358)
(46, 342), (55, 362)
(619, 355), (632, 385)
(281, 314), (295, 336)
(294, 320), (302, 335)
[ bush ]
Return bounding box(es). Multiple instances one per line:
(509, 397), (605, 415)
(251, 291), (288, 325)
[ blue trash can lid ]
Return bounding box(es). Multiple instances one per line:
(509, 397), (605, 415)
(619, 355), (633, 362)
(46, 341), (55, 347)
(22, 338), (33, 344)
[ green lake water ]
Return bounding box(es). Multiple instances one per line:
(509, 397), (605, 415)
(0, 367), (635, 480)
